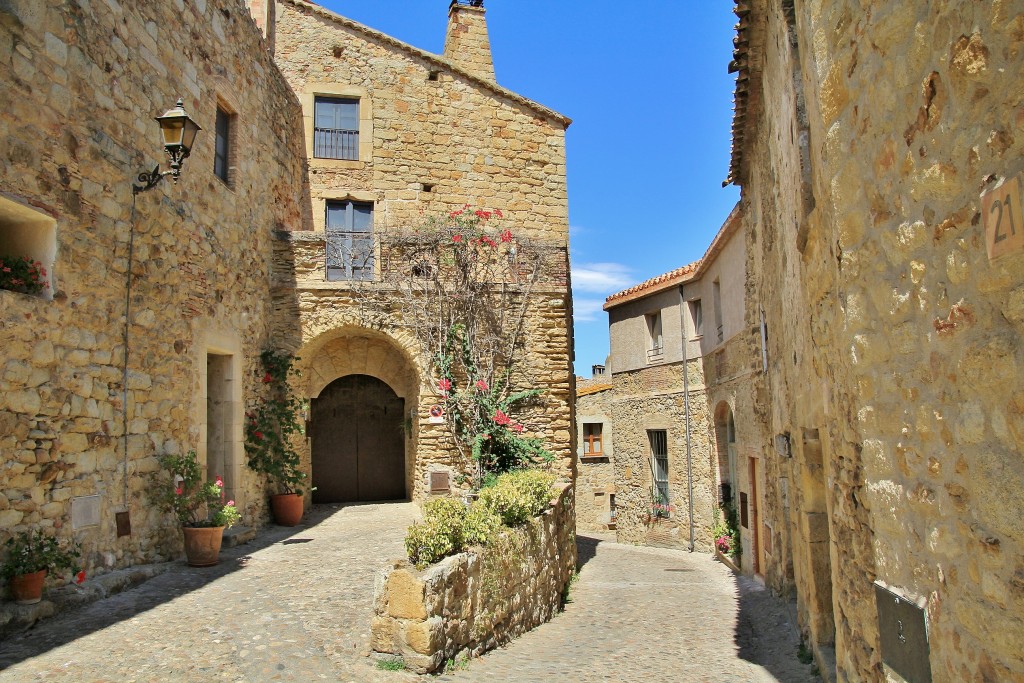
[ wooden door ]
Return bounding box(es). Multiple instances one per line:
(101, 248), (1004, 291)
(748, 456), (761, 575)
(311, 374), (406, 503)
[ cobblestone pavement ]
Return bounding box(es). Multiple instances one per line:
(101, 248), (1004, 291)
(0, 510), (818, 683)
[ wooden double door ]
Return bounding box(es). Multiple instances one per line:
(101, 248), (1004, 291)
(311, 374), (406, 503)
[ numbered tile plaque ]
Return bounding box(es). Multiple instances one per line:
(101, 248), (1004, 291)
(982, 174), (1024, 261)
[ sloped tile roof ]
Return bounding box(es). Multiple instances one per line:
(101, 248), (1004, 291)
(576, 382), (613, 397)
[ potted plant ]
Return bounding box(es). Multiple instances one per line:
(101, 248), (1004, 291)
(2, 529), (83, 604)
(153, 451), (241, 566)
(0, 255), (49, 296)
(245, 350), (308, 526)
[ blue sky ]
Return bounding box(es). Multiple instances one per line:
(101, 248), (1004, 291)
(315, 0), (741, 376)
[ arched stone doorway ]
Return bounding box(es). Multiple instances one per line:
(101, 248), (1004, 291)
(714, 402), (737, 505)
(311, 374), (405, 503)
(299, 327), (421, 504)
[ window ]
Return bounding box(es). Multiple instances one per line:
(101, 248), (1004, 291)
(214, 106), (231, 183)
(583, 423), (603, 456)
(326, 200), (374, 281)
(0, 195), (56, 299)
(646, 311), (664, 362)
(649, 429), (669, 513)
(712, 279), (723, 343)
(609, 493), (617, 523)
(314, 97), (359, 160)
(688, 299), (703, 338)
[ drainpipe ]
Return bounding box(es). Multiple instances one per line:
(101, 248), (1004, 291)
(680, 285), (695, 552)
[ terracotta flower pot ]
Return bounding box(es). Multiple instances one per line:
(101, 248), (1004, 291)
(270, 493), (304, 526)
(182, 526), (224, 567)
(10, 569), (47, 604)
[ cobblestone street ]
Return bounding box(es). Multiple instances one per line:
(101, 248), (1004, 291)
(0, 506), (818, 682)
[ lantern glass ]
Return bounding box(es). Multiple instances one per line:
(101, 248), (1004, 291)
(155, 99), (201, 156)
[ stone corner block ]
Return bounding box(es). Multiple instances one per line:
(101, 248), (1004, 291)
(386, 568), (427, 620)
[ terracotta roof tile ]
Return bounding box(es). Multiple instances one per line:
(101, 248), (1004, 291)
(576, 383), (613, 396)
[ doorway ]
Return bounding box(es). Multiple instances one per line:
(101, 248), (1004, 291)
(311, 374), (406, 503)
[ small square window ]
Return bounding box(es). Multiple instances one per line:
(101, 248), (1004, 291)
(314, 96), (360, 160)
(583, 423), (603, 457)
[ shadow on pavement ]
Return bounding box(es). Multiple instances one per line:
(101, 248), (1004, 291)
(0, 503), (389, 671)
(576, 533), (604, 569)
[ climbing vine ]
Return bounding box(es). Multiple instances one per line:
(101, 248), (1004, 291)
(244, 350), (308, 495)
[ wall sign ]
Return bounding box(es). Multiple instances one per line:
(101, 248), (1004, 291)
(982, 173), (1024, 261)
(428, 404), (445, 424)
(875, 582), (932, 683)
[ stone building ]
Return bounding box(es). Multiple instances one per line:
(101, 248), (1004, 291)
(0, 0), (309, 568)
(0, 0), (572, 585)
(264, 0), (574, 503)
(727, 0), (1024, 681)
(577, 207), (765, 557)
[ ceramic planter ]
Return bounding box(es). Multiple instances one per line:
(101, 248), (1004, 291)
(9, 569), (47, 604)
(182, 526), (224, 566)
(270, 493), (303, 526)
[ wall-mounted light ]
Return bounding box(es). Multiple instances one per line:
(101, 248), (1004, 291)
(133, 98), (202, 195)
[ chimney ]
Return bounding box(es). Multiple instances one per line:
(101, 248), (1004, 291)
(444, 0), (495, 81)
(247, 0), (276, 52)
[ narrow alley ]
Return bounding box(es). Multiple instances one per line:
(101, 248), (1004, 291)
(0, 507), (817, 682)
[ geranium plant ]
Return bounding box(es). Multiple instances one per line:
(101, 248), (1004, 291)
(244, 350), (307, 495)
(1, 529), (82, 581)
(152, 451), (241, 528)
(712, 502), (741, 559)
(0, 255), (48, 295)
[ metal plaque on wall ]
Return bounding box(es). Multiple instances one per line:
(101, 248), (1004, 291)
(874, 582), (932, 683)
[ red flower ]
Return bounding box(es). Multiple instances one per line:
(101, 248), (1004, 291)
(262, 373), (273, 383)
(512, 423), (524, 433)
(438, 378), (452, 392)
(479, 236), (497, 247)
(452, 234), (463, 243)
(75, 570), (86, 585)
(215, 476), (224, 488)
(475, 379), (488, 391)
(474, 210), (492, 220)
(254, 431), (264, 440)
(499, 230), (513, 243)
(450, 210), (464, 218)
(493, 209), (503, 219)
(493, 409), (511, 426)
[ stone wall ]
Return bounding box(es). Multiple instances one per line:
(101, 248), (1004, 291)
(0, 0), (308, 577)
(268, 0), (575, 499)
(370, 484), (576, 673)
(575, 385), (616, 533)
(737, 0), (1024, 680)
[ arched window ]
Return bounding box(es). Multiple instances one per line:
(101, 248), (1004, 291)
(715, 403), (737, 505)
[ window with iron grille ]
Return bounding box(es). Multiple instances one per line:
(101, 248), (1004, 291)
(314, 97), (359, 160)
(582, 423), (603, 456)
(649, 429), (669, 513)
(326, 200), (374, 281)
(214, 106), (231, 183)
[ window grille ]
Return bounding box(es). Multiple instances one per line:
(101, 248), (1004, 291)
(314, 97), (359, 160)
(649, 429), (669, 513)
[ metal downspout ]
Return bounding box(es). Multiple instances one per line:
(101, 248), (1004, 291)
(680, 285), (695, 552)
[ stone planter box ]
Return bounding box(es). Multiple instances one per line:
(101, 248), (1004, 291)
(371, 483), (576, 673)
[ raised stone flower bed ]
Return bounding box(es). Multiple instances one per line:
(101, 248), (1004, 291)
(370, 484), (576, 673)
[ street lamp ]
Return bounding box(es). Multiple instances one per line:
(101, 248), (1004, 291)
(132, 98), (202, 194)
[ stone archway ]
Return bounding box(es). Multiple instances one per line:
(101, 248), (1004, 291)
(299, 327), (421, 503)
(713, 402), (737, 506)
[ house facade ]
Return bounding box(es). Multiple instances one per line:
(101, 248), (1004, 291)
(0, 0), (572, 583)
(578, 207), (768, 562)
(729, 0), (1024, 680)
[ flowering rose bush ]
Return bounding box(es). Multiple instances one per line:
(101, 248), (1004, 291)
(244, 350), (308, 495)
(715, 535), (732, 554)
(0, 255), (48, 295)
(152, 451), (240, 529)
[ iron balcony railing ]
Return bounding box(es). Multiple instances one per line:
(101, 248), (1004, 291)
(314, 127), (359, 161)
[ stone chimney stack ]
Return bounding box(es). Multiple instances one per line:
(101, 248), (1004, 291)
(247, 0), (276, 53)
(444, 0), (496, 81)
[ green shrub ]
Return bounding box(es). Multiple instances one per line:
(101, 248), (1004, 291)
(405, 497), (468, 569)
(464, 504), (503, 546)
(478, 470), (556, 527)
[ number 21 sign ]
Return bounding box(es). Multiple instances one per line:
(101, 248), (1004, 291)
(982, 174), (1024, 261)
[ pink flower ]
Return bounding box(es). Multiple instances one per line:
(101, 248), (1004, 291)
(499, 230), (513, 243)
(438, 378), (452, 392)
(226, 500), (235, 507)
(475, 379), (488, 391)
(512, 423), (524, 433)
(215, 476), (224, 488)
(1, 267), (9, 273)
(452, 234), (463, 243)
(75, 570), (86, 585)
(493, 409), (511, 426)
